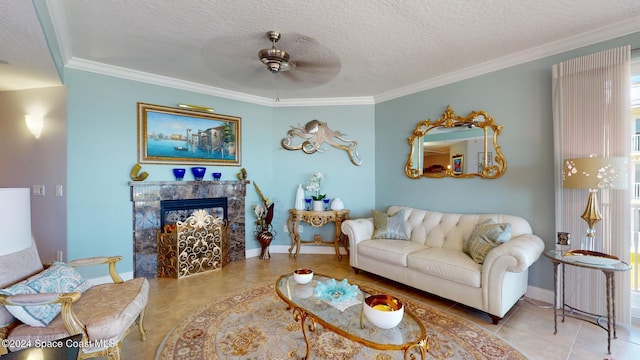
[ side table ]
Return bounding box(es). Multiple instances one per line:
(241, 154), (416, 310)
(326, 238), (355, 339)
(544, 249), (631, 354)
(287, 209), (350, 260)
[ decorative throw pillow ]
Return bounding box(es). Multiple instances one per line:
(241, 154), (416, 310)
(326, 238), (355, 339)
(0, 262), (93, 327)
(464, 222), (512, 264)
(371, 209), (409, 240)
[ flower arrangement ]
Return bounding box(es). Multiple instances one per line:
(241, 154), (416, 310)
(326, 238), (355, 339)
(305, 172), (326, 200)
(253, 182), (274, 230)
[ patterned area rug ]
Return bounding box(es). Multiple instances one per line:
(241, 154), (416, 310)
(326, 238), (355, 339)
(156, 281), (526, 359)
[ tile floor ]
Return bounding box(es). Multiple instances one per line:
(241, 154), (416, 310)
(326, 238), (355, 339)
(119, 254), (640, 359)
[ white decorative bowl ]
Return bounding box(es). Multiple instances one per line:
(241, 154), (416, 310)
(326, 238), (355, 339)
(293, 268), (313, 284)
(363, 294), (404, 329)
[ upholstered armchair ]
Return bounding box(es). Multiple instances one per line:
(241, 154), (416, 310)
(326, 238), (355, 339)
(0, 186), (147, 360)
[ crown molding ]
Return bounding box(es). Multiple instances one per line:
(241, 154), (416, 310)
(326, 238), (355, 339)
(375, 15), (640, 103)
(64, 57), (375, 107)
(44, 0), (72, 64)
(60, 13), (640, 107)
(273, 97), (375, 107)
(65, 57), (279, 106)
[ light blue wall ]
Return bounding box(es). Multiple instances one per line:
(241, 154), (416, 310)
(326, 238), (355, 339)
(375, 32), (640, 290)
(64, 31), (640, 288)
(269, 106), (376, 244)
(65, 69), (272, 275)
(64, 69), (376, 275)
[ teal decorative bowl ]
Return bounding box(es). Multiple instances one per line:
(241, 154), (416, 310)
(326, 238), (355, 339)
(314, 278), (359, 303)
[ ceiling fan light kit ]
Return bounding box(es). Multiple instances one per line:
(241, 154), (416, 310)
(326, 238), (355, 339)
(258, 31), (295, 73)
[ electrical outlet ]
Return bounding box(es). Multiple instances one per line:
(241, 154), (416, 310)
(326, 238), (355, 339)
(55, 185), (63, 197)
(284, 224), (289, 233)
(557, 232), (571, 246)
(298, 225), (303, 233)
(32, 185), (45, 196)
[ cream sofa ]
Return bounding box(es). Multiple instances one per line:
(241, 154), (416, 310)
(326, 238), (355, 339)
(341, 206), (545, 324)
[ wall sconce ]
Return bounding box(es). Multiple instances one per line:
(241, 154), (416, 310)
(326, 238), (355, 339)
(25, 115), (43, 139)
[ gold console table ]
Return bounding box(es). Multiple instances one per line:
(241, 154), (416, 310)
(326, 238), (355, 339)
(287, 209), (350, 260)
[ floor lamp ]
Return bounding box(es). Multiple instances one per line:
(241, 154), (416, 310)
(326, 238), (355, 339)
(562, 157), (628, 251)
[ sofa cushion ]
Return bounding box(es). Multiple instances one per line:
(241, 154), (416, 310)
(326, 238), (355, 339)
(0, 262), (92, 327)
(372, 209), (408, 240)
(357, 239), (426, 267)
(464, 222), (512, 264)
(407, 248), (482, 288)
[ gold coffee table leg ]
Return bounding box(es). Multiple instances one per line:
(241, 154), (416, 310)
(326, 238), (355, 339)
(404, 337), (428, 360)
(292, 307), (316, 359)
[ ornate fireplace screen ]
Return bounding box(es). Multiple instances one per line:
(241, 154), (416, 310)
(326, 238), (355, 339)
(157, 209), (226, 278)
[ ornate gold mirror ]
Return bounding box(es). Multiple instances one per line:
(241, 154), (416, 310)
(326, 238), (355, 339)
(405, 106), (506, 179)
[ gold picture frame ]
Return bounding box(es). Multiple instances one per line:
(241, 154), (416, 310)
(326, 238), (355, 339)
(137, 103), (241, 166)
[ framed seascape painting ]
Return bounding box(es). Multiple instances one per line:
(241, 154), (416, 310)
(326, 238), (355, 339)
(137, 103), (241, 166)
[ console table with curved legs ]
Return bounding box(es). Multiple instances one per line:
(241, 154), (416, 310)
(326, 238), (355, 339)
(287, 209), (350, 260)
(544, 250), (631, 355)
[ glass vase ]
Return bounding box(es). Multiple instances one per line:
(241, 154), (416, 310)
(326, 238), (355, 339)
(323, 198), (330, 210)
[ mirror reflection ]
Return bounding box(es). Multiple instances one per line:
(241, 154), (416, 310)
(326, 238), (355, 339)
(405, 106), (506, 179)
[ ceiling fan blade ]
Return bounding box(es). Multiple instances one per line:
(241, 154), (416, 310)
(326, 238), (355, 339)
(279, 70), (330, 87)
(293, 60), (341, 77)
(201, 30), (342, 90)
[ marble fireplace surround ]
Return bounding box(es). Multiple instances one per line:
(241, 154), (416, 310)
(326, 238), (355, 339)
(130, 180), (248, 278)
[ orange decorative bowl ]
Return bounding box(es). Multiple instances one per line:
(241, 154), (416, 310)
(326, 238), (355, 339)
(364, 294), (404, 329)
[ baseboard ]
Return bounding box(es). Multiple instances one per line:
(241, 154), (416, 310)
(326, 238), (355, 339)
(245, 244), (348, 258)
(525, 284), (554, 305)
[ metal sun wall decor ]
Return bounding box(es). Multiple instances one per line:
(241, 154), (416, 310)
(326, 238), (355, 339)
(281, 119), (362, 166)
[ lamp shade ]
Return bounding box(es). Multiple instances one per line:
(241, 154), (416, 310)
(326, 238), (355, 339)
(563, 157), (628, 190)
(0, 188), (32, 256)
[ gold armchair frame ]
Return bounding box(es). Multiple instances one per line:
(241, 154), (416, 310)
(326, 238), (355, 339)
(0, 255), (147, 359)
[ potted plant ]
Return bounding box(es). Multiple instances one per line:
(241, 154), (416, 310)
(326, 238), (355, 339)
(305, 172), (326, 211)
(253, 182), (275, 259)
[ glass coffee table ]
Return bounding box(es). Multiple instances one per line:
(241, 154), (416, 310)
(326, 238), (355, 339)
(275, 272), (428, 359)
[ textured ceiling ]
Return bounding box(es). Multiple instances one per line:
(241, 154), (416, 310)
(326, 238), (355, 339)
(2, 0), (640, 103)
(0, 1), (60, 90)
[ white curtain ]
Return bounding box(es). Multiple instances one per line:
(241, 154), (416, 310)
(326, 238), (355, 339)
(553, 45), (631, 324)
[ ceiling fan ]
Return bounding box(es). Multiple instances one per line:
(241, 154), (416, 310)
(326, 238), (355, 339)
(201, 30), (341, 95)
(254, 31), (341, 85)
(258, 31), (295, 73)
